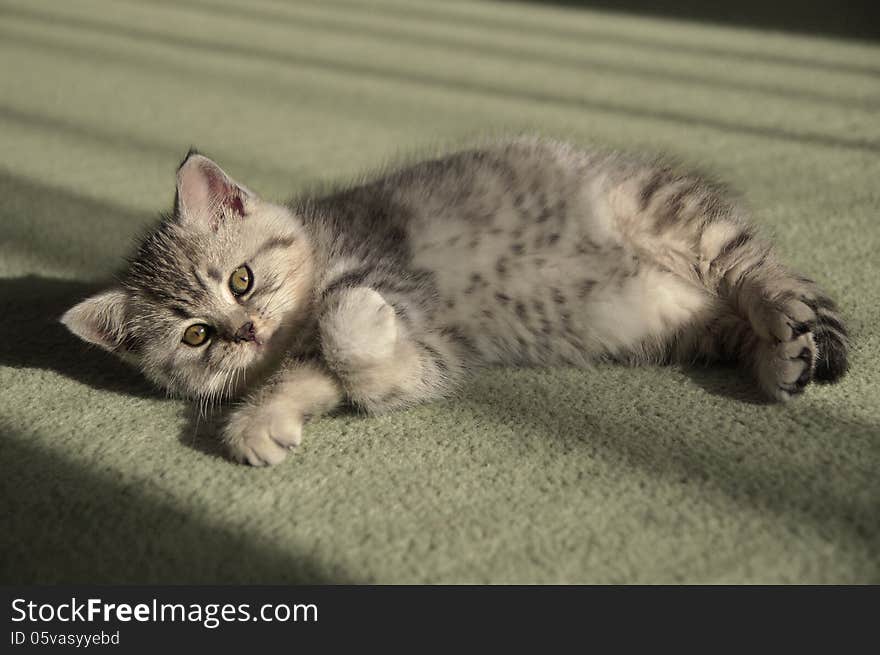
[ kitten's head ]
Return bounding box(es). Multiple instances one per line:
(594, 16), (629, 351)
(62, 151), (314, 401)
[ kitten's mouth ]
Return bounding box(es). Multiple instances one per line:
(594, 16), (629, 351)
(235, 319), (275, 350)
(253, 327), (276, 348)
(235, 337), (267, 351)
(249, 329), (278, 351)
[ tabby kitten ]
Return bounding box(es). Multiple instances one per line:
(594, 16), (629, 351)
(63, 139), (848, 466)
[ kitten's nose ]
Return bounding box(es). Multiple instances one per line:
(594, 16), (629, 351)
(234, 321), (256, 343)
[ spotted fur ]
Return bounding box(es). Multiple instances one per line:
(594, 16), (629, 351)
(62, 139), (848, 466)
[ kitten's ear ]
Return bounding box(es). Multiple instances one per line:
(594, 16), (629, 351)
(61, 288), (132, 354)
(174, 150), (254, 228)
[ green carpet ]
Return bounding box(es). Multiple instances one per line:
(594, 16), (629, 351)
(1, 0), (878, 584)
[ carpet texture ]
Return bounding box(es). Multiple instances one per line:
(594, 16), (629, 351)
(1, 0), (878, 584)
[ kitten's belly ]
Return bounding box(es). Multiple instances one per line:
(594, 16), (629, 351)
(414, 238), (710, 365)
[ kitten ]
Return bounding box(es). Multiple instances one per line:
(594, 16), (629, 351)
(62, 139), (849, 466)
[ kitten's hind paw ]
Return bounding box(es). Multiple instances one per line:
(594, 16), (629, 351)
(754, 330), (817, 401)
(748, 290), (848, 400)
(223, 403), (304, 466)
(746, 295), (820, 401)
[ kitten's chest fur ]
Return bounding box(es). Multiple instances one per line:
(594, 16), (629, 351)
(301, 140), (705, 367)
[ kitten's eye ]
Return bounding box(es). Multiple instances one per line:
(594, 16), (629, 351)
(229, 264), (253, 296)
(182, 323), (211, 347)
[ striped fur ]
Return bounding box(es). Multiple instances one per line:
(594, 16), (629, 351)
(62, 139), (848, 466)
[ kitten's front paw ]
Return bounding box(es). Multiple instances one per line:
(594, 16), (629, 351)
(321, 286), (399, 363)
(754, 331), (816, 401)
(223, 403), (304, 466)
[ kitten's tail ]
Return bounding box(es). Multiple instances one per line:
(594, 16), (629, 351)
(800, 284), (849, 383)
